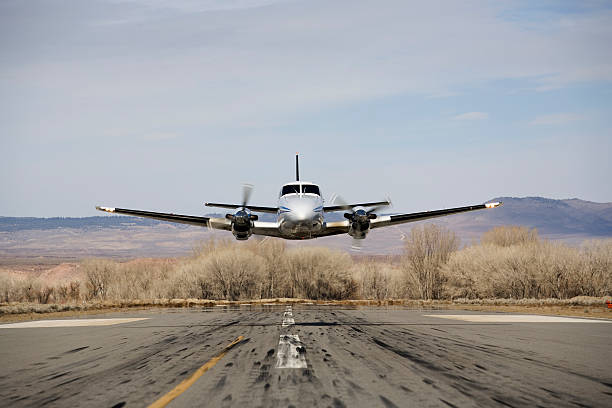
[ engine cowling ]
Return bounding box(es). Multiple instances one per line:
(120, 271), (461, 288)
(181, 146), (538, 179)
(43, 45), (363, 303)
(226, 208), (258, 240)
(344, 207), (376, 239)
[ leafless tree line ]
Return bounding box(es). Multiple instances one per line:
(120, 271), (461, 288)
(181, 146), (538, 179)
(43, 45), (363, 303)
(1, 226), (610, 304)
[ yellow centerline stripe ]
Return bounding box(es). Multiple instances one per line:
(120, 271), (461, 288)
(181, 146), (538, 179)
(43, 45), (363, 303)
(148, 336), (245, 408)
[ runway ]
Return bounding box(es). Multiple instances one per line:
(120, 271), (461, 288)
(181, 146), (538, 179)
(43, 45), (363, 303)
(0, 305), (610, 407)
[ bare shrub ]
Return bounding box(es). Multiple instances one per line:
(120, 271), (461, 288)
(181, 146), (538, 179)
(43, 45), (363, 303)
(52, 281), (82, 303)
(354, 262), (405, 300)
(37, 286), (54, 304)
(577, 239), (612, 296)
(21, 278), (43, 303)
(107, 259), (175, 300)
(444, 238), (612, 299)
(57, 284), (69, 302)
(5, 229), (607, 306)
(205, 248), (266, 300)
(402, 224), (459, 299)
(0, 275), (23, 303)
(82, 259), (116, 300)
(166, 261), (207, 299)
(286, 247), (356, 300)
(481, 226), (539, 247)
(69, 281), (81, 301)
(248, 239), (290, 299)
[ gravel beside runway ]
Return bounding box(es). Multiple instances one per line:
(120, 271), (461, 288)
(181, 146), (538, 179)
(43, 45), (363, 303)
(0, 306), (610, 407)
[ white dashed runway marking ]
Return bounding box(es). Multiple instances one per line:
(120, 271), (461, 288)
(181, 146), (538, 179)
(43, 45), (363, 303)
(282, 308), (295, 327)
(275, 334), (307, 368)
(0, 318), (150, 329)
(276, 305), (307, 368)
(425, 314), (610, 323)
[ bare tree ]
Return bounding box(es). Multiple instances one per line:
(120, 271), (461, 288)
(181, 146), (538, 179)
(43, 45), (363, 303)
(402, 224), (459, 299)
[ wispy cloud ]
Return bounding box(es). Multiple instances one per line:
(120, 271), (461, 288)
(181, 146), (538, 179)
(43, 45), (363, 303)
(453, 112), (489, 121)
(1, 1), (611, 216)
(3, 1), (611, 140)
(529, 113), (585, 126)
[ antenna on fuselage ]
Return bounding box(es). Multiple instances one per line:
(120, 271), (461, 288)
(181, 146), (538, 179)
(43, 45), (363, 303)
(295, 152), (300, 181)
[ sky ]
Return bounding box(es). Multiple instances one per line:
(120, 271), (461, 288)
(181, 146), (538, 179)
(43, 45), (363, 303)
(1, 0), (611, 217)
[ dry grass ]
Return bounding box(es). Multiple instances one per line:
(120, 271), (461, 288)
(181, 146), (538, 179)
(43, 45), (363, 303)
(0, 226), (610, 317)
(444, 237), (612, 299)
(481, 225), (539, 247)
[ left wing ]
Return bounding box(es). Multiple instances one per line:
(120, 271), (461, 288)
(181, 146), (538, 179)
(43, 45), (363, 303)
(370, 202), (502, 229)
(95, 206), (281, 237)
(95, 206), (231, 230)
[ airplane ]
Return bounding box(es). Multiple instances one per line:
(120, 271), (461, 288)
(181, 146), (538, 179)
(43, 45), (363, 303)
(96, 154), (501, 247)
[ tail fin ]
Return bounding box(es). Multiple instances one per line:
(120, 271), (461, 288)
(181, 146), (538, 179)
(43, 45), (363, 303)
(295, 153), (300, 181)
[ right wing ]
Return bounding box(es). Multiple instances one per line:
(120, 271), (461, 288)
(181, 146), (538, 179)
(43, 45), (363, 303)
(323, 200), (390, 212)
(95, 206), (231, 230)
(315, 221), (350, 237)
(370, 202), (502, 229)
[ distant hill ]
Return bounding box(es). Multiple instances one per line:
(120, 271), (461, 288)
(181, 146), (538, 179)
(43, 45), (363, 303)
(1, 197), (611, 237)
(434, 197), (612, 239)
(1, 197), (609, 258)
(0, 216), (161, 232)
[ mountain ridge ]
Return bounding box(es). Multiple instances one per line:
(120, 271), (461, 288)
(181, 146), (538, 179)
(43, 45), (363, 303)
(1, 197), (611, 238)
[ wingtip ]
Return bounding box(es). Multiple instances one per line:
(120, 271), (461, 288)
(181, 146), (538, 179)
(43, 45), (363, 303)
(485, 202), (502, 209)
(96, 206), (116, 213)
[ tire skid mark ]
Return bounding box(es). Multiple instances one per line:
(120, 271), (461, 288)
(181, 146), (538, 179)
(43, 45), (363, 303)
(330, 310), (519, 405)
(147, 336), (247, 408)
(362, 311), (610, 407)
(10, 314), (252, 407)
(324, 309), (402, 407)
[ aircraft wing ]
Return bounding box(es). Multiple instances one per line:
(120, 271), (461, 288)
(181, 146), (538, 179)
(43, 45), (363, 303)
(315, 221), (350, 237)
(205, 203), (278, 213)
(95, 206), (231, 230)
(370, 202), (502, 229)
(251, 221), (284, 238)
(323, 200), (390, 212)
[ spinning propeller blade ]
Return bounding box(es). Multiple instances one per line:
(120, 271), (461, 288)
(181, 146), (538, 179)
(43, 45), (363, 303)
(242, 183), (254, 208)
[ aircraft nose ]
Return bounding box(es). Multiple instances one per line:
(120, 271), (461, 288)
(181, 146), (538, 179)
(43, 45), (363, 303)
(293, 208), (314, 221)
(287, 202), (317, 222)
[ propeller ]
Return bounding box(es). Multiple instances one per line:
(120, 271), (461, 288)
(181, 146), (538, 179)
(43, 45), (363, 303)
(225, 183), (258, 222)
(241, 183), (253, 209)
(332, 195), (390, 220)
(330, 194), (391, 251)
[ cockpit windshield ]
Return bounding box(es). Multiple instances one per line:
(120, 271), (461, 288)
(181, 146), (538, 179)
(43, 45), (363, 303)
(281, 184), (300, 195)
(302, 185), (320, 195)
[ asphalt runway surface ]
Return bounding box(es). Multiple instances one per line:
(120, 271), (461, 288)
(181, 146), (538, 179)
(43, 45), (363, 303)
(1, 305), (611, 408)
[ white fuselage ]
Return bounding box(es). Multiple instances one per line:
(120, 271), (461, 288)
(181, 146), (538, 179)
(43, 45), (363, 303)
(277, 182), (325, 239)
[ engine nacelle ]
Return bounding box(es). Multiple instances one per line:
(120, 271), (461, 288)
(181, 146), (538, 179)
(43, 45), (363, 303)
(226, 208), (257, 240)
(345, 207), (373, 239)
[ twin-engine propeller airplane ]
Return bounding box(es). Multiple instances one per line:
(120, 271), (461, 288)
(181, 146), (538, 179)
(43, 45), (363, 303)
(96, 154), (501, 248)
